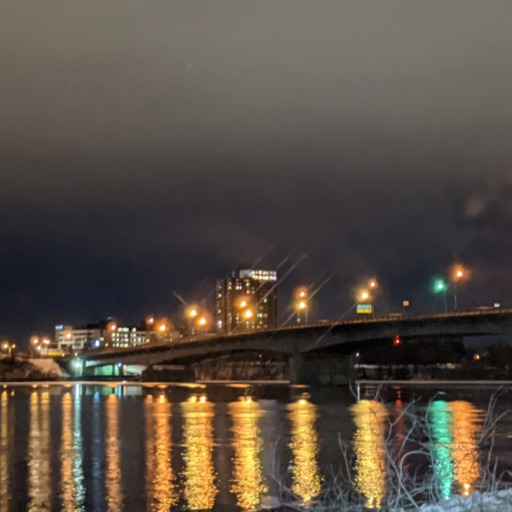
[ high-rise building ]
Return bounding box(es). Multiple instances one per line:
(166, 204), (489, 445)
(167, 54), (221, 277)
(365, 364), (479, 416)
(216, 269), (278, 334)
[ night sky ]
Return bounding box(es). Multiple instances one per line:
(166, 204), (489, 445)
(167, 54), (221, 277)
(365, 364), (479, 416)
(2, 1), (512, 344)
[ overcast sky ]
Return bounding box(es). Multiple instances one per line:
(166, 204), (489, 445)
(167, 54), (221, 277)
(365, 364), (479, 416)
(2, 1), (512, 342)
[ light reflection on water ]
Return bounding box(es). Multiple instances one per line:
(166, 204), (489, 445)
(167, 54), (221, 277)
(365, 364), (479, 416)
(0, 385), (504, 511)
(105, 394), (122, 512)
(351, 399), (388, 509)
(145, 394), (176, 511)
(60, 387), (85, 511)
(28, 390), (51, 512)
(287, 396), (322, 506)
(0, 391), (9, 512)
(229, 397), (267, 511)
(181, 395), (218, 510)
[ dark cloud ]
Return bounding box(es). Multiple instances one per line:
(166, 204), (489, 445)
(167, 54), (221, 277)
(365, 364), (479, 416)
(1, 1), (512, 343)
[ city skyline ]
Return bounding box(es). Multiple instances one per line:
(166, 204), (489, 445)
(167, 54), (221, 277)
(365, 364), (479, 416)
(11, 259), (498, 348)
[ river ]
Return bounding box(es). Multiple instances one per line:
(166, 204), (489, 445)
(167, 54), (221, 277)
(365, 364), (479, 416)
(0, 382), (510, 511)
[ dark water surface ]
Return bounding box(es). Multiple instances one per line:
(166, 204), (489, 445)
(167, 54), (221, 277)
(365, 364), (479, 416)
(0, 382), (510, 511)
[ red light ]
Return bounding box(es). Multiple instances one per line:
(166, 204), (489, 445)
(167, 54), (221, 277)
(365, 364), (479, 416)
(393, 335), (401, 346)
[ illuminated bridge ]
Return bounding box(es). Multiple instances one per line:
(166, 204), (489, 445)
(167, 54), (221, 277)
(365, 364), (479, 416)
(75, 308), (512, 384)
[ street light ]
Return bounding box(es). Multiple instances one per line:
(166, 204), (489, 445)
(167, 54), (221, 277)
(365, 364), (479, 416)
(368, 278), (378, 290)
(195, 315), (210, 334)
(450, 264), (470, 311)
(186, 306), (200, 335)
(359, 290), (371, 302)
(186, 306), (199, 319)
(237, 298), (249, 309)
(433, 278), (448, 312)
(30, 336), (40, 357)
(294, 299), (308, 324)
(294, 287), (310, 324)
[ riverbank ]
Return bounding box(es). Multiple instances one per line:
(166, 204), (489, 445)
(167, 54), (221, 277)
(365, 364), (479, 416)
(0, 358), (64, 381)
(419, 488), (512, 511)
(356, 379), (512, 386)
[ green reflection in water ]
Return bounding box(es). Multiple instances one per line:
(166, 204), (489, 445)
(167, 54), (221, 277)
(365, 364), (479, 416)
(182, 395), (217, 510)
(229, 397), (267, 511)
(105, 394), (122, 512)
(145, 394), (177, 511)
(429, 400), (454, 500)
(287, 397), (321, 506)
(0, 391), (9, 512)
(351, 399), (388, 509)
(28, 390), (51, 512)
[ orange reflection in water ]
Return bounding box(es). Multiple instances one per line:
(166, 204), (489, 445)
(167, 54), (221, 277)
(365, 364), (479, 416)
(28, 390), (51, 512)
(105, 394), (122, 512)
(182, 396), (217, 510)
(351, 400), (388, 509)
(229, 397), (267, 511)
(287, 397), (321, 506)
(0, 391), (9, 512)
(60, 390), (85, 511)
(145, 394), (177, 511)
(61, 393), (75, 511)
(450, 401), (482, 496)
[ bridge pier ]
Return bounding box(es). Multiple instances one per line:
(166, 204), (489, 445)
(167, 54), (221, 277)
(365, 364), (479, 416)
(289, 353), (355, 386)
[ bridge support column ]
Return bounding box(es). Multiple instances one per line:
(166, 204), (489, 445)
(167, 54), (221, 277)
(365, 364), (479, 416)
(289, 353), (355, 386)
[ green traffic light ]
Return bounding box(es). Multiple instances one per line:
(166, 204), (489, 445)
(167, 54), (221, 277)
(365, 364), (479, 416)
(433, 279), (448, 293)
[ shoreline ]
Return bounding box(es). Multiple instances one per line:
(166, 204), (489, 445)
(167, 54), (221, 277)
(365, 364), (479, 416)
(1, 378), (512, 387)
(356, 379), (512, 386)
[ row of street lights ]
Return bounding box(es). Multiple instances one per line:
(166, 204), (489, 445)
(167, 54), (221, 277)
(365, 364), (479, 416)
(291, 264), (471, 323)
(91, 264), (472, 345)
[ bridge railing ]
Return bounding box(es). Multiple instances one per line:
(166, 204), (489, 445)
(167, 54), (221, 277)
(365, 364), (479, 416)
(81, 307), (512, 360)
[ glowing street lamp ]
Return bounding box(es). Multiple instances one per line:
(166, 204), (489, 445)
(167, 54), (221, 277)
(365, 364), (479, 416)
(236, 297), (250, 309)
(186, 306), (199, 319)
(294, 287), (310, 323)
(30, 336), (40, 357)
(186, 306), (201, 335)
(368, 278), (378, 290)
(195, 315), (209, 333)
(294, 299), (309, 324)
(359, 290), (371, 303)
(450, 264), (469, 311)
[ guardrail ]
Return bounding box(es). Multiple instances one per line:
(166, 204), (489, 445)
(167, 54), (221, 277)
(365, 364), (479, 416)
(79, 308), (512, 360)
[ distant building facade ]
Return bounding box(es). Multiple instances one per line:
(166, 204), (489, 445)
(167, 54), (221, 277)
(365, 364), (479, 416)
(215, 269), (278, 334)
(55, 324), (103, 354)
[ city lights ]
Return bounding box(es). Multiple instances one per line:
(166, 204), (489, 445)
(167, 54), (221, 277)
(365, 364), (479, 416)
(238, 298), (249, 309)
(359, 290), (370, 302)
(450, 264), (470, 310)
(186, 306), (199, 319)
(433, 278), (448, 313)
(294, 287), (310, 323)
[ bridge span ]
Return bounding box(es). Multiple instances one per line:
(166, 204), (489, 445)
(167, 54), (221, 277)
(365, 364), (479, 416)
(73, 308), (512, 384)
